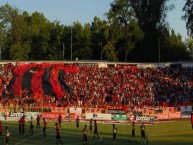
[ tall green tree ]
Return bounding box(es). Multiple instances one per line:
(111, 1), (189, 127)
(185, 36), (193, 57)
(48, 21), (64, 60)
(182, 0), (193, 37)
(28, 12), (51, 60)
(90, 17), (109, 60)
(106, 0), (143, 62)
(161, 29), (190, 61)
(130, 0), (174, 62)
(8, 12), (31, 60)
(0, 3), (19, 59)
(71, 22), (92, 60)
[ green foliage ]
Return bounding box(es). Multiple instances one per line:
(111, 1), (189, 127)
(161, 29), (190, 61)
(10, 42), (31, 60)
(185, 36), (193, 51)
(0, 2), (191, 62)
(130, 0), (174, 62)
(103, 41), (118, 61)
(185, 36), (193, 58)
(90, 17), (109, 60)
(70, 22), (93, 60)
(106, 0), (143, 62)
(182, 0), (193, 37)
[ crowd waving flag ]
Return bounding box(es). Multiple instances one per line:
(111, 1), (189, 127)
(9, 63), (78, 101)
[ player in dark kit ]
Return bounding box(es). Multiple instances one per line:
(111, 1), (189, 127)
(58, 114), (62, 127)
(93, 120), (99, 139)
(83, 125), (88, 145)
(36, 114), (41, 129)
(0, 121), (4, 144)
(112, 124), (117, 144)
(131, 121), (135, 139)
(5, 126), (10, 145)
(43, 118), (47, 138)
(18, 117), (22, 136)
(89, 118), (93, 134)
(76, 116), (80, 131)
(140, 122), (146, 140)
(55, 123), (63, 145)
(29, 116), (34, 136)
(21, 116), (25, 136)
(191, 112), (193, 129)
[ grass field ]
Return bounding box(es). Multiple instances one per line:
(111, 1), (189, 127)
(0, 119), (193, 145)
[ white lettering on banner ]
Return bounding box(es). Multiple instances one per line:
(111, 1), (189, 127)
(9, 112), (24, 117)
(69, 108), (82, 114)
(86, 113), (111, 120)
(157, 112), (181, 120)
(136, 116), (151, 121)
(168, 112), (181, 119)
(41, 112), (66, 119)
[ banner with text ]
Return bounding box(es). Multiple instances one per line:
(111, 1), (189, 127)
(86, 113), (111, 120)
(157, 112), (181, 120)
(41, 112), (66, 119)
(108, 109), (126, 114)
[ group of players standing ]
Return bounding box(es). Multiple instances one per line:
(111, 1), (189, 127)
(81, 118), (100, 145)
(0, 114), (147, 145)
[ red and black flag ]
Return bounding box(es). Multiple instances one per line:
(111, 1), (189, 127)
(9, 63), (78, 101)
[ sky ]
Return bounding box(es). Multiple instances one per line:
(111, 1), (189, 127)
(0, 0), (188, 40)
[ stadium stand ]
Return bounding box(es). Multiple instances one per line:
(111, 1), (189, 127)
(0, 62), (193, 113)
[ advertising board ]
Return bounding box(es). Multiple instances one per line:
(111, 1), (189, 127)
(86, 113), (111, 120)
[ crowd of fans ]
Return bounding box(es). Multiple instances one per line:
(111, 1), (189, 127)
(0, 63), (193, 112)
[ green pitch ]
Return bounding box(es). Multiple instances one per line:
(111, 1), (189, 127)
(0, 120), (193, 145)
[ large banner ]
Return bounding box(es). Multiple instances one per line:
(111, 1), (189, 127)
(86, 113), (111, 120)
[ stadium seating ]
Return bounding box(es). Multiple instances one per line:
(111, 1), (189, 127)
(0, 63), (192, 111)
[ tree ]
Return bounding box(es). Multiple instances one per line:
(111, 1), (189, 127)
(182, 0), (193, 37)
(70, 22), (92, 60)
(28, 12), (51, 60)
(0, 3), (19, 59)
(48, 21), (64, 60)
(161, 29), (190, 61)
(185, 36), (193, 57)
(90, 17), (109, 60)
(8, 12), (31, 60)
(130, 0), (174, 62)
(106, 0), (143, 62)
